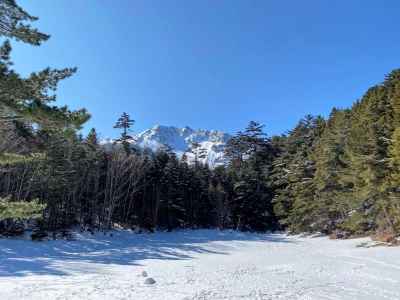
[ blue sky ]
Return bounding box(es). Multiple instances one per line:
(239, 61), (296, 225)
(11, 0), (400, 138)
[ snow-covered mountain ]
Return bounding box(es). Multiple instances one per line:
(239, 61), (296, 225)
(102, 125), (231, 167)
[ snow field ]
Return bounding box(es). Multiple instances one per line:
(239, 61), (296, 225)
(1, 230), (400, 299)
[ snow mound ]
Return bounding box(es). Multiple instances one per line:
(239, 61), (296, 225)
(144, 277), (156, 285)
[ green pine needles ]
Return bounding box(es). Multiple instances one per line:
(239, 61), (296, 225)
(0, 197), (45, 220)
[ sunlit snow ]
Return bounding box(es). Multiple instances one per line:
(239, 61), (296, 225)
(1, 230), (400, 299)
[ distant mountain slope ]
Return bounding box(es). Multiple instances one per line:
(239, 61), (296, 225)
(102, 125), (231, 167)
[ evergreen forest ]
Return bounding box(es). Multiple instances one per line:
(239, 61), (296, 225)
(1, 0), (400, 240)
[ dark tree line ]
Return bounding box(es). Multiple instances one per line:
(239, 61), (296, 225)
(0, 114), (279, 233)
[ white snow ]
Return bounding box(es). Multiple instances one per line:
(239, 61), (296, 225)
(1, 230), (400, 299)
(102, 125), (231, 167)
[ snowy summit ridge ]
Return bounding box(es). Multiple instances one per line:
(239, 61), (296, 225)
(104, 125), (231, 167)
(135, 125), (231, 167)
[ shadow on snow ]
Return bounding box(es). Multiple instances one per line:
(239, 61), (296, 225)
(0, 229), (293, 277)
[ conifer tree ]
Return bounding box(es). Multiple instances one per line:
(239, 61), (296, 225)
(272, 115), (325, 232)
(312, 109), (351, 232)
(114, 112), (135, 155)
(343, 84), (392, 234)
(0, 0), (89, 224)
(226, 121), (277, 231)
(0, 0), (49, 45)
(381, 70), (400, 233)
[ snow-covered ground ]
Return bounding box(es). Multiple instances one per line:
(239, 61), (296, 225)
(1, 230), (400, 300)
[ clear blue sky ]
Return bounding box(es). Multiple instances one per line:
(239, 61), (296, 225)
(11, 0), (400, 138)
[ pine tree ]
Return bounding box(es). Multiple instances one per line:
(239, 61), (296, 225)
(272, 115), (325, 232)
(226, 121), (277, 231)
(114, 112), (135, 155)
(0, 0), (49, 45)
(342, 83), (392, 234)
(159, 152), (185, 231)
(382, 70), (400, 233)
(312, 108), (351, 233)
(0, 1), (88, 224)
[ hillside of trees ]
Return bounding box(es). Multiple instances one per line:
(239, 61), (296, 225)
(1, 1), (400, 240)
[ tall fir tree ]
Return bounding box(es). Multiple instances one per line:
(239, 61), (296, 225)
(114, 112), (135, 155)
